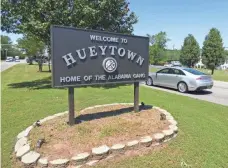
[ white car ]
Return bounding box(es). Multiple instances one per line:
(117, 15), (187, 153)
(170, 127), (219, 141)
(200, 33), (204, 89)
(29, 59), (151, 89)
(5, 57), (14, 62)
(15, 56), (20, 62)
(164, 63), (173, 67)
(171, 61), (181, 66)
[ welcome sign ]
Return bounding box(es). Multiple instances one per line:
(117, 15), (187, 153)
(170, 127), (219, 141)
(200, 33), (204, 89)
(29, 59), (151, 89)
(51, 25), (149, 87)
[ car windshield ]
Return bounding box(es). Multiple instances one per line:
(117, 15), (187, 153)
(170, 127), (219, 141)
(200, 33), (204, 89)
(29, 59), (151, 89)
(183, 68), (206, 75)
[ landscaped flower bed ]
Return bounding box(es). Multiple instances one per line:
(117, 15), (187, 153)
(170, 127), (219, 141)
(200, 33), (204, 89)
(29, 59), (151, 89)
(14, 103), (178, 168)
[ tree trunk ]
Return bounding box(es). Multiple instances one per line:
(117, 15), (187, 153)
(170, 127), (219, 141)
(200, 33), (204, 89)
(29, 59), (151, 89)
(39, 64), (42, 72)
(28, 56), (33, 65)
(48, 61), (51, 72)
(38, 58), (43, 72)
(38, 63), (43, 72)
(211, 68), (214, 75)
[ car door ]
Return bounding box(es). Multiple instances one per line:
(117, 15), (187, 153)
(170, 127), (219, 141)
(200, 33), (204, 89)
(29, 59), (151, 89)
(160, 68), (179, 88)
(169, 69), (186, 88)
(161, 68), (176, 88)
(155, 68), (170, 86)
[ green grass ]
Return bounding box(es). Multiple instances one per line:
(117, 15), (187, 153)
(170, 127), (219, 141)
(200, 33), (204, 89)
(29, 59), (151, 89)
(150, 67), (160, 72)
(2, 64), (228, 168)
(196, 68), (228, 82)
(150, 67), (228, 82)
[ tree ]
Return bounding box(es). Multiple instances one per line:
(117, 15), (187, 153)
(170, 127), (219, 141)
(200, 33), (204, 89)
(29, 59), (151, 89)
(17, 35), (46, 71)
(149, 45), (165, 65)
(165, 49), (181, 61)
(2, 0), (137, 72)
(147, 32), (170, 48)
(180, 34), (200, 67)
(1, 35), (12, 60)
(202, 28), (225, 74)
(1, 35), (23, 60)
(1, 35), (12, 44)
(225, 50), (228, 60)
(1, 0), (137, 63)
(147, 32), (170, 64)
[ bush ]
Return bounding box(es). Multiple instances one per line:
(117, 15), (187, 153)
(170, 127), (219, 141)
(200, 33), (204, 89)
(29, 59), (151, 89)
(156, 61), (166, 66)
(19, 54), (26, 59)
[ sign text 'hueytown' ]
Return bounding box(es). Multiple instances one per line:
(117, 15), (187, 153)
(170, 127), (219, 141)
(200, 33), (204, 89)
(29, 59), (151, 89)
(51, 26), (149, 87)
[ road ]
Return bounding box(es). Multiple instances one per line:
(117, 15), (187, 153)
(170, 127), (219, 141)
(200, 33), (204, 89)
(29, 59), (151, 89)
(142, 80), (228, 106)
(1, 60), (26, 72)
(1, 62), (228, 106)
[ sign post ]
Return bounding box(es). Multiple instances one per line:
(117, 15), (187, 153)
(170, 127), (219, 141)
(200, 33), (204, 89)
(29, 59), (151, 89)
(68, 87), (75, 125)
(51, 25), (149, 125)
(134, 82), (139, 112)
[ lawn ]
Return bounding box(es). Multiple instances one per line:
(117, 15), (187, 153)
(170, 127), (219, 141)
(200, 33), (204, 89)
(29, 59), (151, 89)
(150, 67), (160, 73)
(150, 67), (228, 82)
(196, 68), (228, 82)
(2, 64), (228, 168)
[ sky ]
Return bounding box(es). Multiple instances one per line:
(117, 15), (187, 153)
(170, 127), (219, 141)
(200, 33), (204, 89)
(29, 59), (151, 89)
(130, 0), (228, 49)
(1, 0), (228, 50)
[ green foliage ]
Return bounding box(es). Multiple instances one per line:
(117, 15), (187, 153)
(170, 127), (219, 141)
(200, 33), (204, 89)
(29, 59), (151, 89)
(1, 35), (23, 59)
(1, 35), (12, 45)
(224, 50), (228, 59)
(180, 34), (200, 67)
(147, 32), (170, 64)
(1, 0), (138, 47)
(1, 36), (13, 60)
(149, 45), (165, 64)
(17, 35), (45, 56)
(202, 28), (225, 74)
(17, 35), (46, 69)
(165, 49), (181, 61)
(147, 32), (170, 48)
(8, 48), (24, 59)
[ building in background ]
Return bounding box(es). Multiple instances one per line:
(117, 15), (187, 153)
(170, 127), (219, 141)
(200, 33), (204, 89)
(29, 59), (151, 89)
(195, 55), (205, 69)
(218, 59), (228, 70)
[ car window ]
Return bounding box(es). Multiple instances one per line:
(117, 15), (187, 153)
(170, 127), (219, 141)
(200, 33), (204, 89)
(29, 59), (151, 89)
(157, 68), (169, 74)
(173, 69), (185, 75)
(168, 68), (175, 74)
(183, 68), (206, 75)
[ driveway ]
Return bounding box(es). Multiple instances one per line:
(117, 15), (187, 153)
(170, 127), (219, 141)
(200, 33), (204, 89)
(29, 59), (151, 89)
(1, 60), (26, 72)
(142, 80), (228, 106)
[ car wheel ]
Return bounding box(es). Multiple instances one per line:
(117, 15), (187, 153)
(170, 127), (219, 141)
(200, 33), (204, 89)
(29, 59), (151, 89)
(178, 82), (188, 93)
(146, 77), (153, 86)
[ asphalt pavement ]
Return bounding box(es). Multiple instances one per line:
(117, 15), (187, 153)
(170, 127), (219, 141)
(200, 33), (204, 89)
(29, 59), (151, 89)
(1, 61), (228, 106)
(142, 80), (228, 106)
(1, 60), (26, 72)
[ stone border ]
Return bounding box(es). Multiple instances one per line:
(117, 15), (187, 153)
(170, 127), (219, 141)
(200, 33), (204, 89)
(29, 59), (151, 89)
(14, 103), (178, 168)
